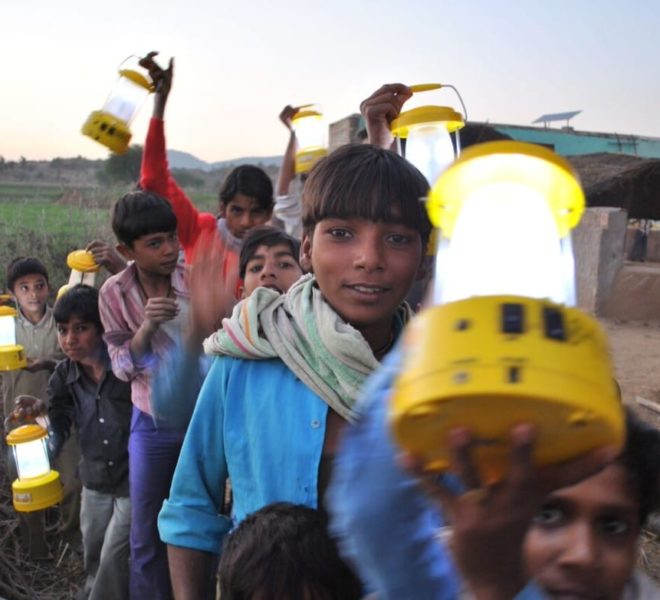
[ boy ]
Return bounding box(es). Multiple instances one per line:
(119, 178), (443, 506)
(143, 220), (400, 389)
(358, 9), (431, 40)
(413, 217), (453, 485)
(14, 285), (131, 600)
(218, 503), (362, 600)
(138, 52), (273, 292)
(238, 226), (302, 297)
(525, 411), (660, 600)
(157, 142), (431, 598)
(98, 190), (189, 599)
(2, 257), (81, 558)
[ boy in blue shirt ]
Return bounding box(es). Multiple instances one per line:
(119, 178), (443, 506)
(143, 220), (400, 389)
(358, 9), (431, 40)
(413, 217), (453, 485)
(158, 142), (432, 598)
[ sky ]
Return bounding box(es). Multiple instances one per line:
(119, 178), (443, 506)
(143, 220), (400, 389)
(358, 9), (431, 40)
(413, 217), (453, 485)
(1, 0), (659, 163)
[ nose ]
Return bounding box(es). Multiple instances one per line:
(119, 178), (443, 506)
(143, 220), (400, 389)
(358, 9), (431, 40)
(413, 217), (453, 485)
(260, 259), (276, 280)
(62, 331), (76, 347)
(353, 235), (385, 272)
(164, 238), (179, 257)
(557, 523), (600, 571)
(240, 213), (254, 230)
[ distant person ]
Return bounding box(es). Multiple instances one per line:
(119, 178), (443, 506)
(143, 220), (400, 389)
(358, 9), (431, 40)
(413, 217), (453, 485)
(138, 51), (273, 297)
(218, 503), (362, 600)
(2, 256), (81, 559)
(14, 285), (131, 600)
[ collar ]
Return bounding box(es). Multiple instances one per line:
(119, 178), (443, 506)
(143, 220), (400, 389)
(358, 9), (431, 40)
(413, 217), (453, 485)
(64, 351), (111, 385)
(113, 261), (189, 298)
(17, 304), (53, 328)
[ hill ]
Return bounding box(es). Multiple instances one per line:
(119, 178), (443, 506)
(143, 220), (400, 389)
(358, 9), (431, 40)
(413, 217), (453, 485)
(167, 150), (282, 171)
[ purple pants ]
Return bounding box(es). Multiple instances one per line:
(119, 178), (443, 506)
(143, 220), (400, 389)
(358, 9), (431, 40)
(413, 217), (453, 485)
(129, 407), (185, 600)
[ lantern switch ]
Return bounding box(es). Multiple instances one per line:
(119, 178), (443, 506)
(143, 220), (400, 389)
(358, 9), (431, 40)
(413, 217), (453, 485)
(501, 303), (525, 334)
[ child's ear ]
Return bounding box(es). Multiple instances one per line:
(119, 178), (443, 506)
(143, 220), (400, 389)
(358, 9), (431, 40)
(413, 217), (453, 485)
(218, 203), (227, 219)
(116, 243), (133, 261)
(415, 255), (432, 282)
(238, 285), (247, 299)
(299, 234), (313, 273)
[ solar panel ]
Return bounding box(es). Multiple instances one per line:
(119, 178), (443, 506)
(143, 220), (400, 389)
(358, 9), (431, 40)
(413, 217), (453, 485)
(532, 110), (582, 124)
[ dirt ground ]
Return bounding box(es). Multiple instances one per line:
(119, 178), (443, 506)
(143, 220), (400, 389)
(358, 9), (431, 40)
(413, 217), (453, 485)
(601, 318), (660, 582)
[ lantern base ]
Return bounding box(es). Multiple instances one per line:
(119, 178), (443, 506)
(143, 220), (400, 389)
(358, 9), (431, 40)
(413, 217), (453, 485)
(0, 345), (27, 371)
(390, 296), (625, 482)
(295, 148), (327, 174)
(82, 110), (132, 155)
(12, 470), (63, 512)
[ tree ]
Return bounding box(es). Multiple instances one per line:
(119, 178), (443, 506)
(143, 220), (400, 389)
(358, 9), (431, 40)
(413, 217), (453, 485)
(103, 145), (143, 184)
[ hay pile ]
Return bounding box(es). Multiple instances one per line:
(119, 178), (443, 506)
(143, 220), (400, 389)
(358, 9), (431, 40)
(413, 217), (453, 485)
(0, 447), (84, 600)
(568, 153), (660, 219)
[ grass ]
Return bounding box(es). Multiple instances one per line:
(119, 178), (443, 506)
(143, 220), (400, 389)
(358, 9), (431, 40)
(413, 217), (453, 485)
(0, 183), (65, 202)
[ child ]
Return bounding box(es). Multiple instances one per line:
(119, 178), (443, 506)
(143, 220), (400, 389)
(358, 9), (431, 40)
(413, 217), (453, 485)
(525, 410), (660, 600)
(2, 257), (81, 558)
(138, 52), (274, 292)
(238, 225), (302, 297)
(157, 142), (431, 598)
(14, 285), (131, 600)
(218, 503), (362, 600)
(98, 190), (189, 599)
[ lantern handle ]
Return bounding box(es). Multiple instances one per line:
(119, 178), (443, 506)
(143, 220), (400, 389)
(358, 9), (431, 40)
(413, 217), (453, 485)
(409, 83), (469, 122)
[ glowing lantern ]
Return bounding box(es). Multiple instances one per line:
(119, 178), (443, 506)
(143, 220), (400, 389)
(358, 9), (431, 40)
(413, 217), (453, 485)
(291, 104), (328, 174)
(391, 83), (465, 185)
(390, 141), (624, 481)
(6, 424), (63, 512)
(82, 59), (154, 154)
(0, 306), (27, 371)
(57, 250), (100, 299)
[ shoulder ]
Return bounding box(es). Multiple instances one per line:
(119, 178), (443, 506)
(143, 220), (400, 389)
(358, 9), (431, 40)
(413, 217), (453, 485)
(99, 263), (137, 296)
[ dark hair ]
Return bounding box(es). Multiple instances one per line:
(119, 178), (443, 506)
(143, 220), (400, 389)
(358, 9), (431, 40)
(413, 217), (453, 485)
(302, 143), (432, 245)
(219, 165), (274, 211)
(54, 285), (103, 333)
(620, 409), (660, 524)
(111, 190), (177, 247)
(6, 257), (49, 291)
(239, 226), (301, 279)
(218, 503), (363, 600)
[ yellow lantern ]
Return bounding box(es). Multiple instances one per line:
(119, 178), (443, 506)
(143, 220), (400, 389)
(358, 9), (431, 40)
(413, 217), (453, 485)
(6, 424), (63, 512)
(390, 141), (624, 482)
(82, 59), (155, 155)
(0, 306), (27, 371)
(391, 83), (466, 185)
(291, 104), (328, 174)
(57, 250), (100, 299)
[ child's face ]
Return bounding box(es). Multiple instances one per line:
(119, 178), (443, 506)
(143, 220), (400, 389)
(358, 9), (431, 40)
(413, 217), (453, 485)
(524, 463), (639, 600)
(11, 274), (49, 321)
(121, 231), (180, 276)
(241, 243), (303, 297)
(301, 217), (423, 335)
(220, 193), (272, 239)
(56, 316), (103, 363)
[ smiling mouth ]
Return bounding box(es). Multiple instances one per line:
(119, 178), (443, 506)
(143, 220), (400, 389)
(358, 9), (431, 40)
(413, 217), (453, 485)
(345, 284), (390, 296)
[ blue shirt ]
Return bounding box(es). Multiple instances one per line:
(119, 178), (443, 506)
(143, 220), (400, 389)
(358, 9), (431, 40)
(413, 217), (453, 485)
(158, 356), (329, 554)
(327, 343), (547, 600)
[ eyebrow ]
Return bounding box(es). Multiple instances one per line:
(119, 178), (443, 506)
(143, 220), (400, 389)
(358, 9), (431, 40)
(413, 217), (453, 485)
(249, 251), (295, 262)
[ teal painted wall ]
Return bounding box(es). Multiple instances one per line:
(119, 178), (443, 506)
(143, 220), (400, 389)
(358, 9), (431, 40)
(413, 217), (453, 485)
(489, 124), (660, 158)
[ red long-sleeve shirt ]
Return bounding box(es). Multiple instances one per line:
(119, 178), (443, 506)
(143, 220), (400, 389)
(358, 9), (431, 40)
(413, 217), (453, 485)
(140, 118), (241, 293)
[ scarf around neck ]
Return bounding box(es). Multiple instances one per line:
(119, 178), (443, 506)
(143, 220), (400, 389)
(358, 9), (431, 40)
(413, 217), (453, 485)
(203, 274), (412, 422)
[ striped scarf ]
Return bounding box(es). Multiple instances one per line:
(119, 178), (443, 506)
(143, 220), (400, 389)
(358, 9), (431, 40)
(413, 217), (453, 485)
(203, 274), (412, 422)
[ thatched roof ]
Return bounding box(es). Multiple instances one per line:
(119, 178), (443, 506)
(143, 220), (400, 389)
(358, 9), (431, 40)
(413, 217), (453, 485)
(568, 153), (660, 219)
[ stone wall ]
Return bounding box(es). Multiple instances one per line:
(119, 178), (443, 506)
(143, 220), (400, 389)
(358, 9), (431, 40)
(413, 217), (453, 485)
(573, 207), (628, 314)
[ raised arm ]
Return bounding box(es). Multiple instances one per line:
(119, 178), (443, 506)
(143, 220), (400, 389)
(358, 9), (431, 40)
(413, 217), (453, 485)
(276, 105), (298, 196)
(360, 83), (412, 150)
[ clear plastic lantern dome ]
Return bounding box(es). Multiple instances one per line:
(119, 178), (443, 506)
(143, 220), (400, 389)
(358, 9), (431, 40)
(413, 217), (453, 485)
(427, 142), (584, 307)
(391, 84), (465, 185)
(82, 62), (154, 155)
(13, 434), (51, 480)
(292, 105), (328, 174)
(103, 70), (153, 125)
(0, 307), (17, 346)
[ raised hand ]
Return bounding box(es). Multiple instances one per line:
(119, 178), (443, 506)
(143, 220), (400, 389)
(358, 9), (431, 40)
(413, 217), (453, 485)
(360, 83), (412, 149)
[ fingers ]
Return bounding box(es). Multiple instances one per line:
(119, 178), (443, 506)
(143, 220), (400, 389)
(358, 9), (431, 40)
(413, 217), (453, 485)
(506, 424), (536, 493)
(145, 297), (180, 323)
(360, 83), (412, 119)
(448, 427), (482, 490)
(398, 451), (458, 511)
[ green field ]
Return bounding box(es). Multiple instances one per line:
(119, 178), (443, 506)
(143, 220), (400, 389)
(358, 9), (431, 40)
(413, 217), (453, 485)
(0, 182), (220, 291)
